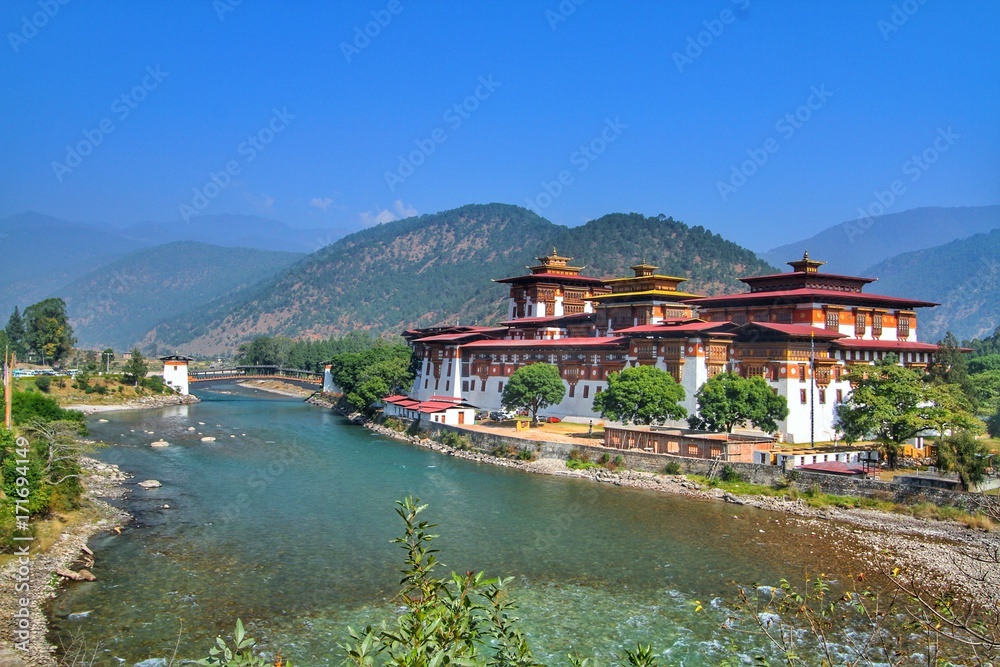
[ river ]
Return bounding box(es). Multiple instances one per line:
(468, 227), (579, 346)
(49, 384), (861, 664)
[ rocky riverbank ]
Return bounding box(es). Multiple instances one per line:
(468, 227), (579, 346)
(359, 418), (1000, 611)
(65, 393), (200, 415)
(0, 458), (131, 667)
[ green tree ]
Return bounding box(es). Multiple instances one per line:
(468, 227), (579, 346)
(924, 382), (984, 437)
(687, 373), (789, 434)
(501, 363), (565, 425)
(936, 431), (993, 492)
(593, 364), (686, 425)
(330, 343), (415, 413)
(836, 360), (935, 468)
(929, 331), (976, 409)
(122, 348), (149, 387)
(987, 410), (1000, 438)
(4, 306), (27, 358)
(23, 298), (75, 366)
(970, 369), (1000, 417)
(235, 336), (289, 367)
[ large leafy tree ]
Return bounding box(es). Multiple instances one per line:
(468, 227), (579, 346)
(501, 363), (565, 425)
(593, 365), (686, 425)
(928, 331), (977, 411)
(687, 372), (789, 434)
(330, 342), (415, 413)
(936, 431), (993, 492)
(23, 298), (75, 365)
(121, 347), (149, 387)
(836, 360), (934, 468)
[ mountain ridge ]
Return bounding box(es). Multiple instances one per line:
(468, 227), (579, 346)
(143, 204), (778, 355)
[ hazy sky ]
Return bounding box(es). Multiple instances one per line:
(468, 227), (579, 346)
(1, 1), (997, 251)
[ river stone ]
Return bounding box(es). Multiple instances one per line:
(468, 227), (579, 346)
(150, 440), (169, 448)
(0, 646), (28, 667)
(200, 436), (216, 442)
(138, 479), (162, 489)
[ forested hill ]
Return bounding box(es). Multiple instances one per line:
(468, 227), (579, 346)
(145, 204), (776, 355)
(864, 228), (1000, 342)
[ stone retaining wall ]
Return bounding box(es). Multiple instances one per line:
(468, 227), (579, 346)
(420, 421), (975, 509)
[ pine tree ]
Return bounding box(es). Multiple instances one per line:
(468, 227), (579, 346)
(5, 306), (27, 358)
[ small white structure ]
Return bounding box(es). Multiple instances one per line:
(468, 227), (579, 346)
(160, 355), (194, 395)
(384, 395), (477, 426)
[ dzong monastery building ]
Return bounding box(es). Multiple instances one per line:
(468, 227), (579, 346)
(398, 249), (939, 445)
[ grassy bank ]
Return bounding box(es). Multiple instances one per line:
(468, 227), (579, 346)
(686, 473), (995, 530)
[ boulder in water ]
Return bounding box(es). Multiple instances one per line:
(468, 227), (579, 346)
(138, 479), (162, 489)
(200, 436), (216, 442)
(150, 440), (169, 448)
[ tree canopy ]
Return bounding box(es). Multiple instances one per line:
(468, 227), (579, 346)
(687, 373), (788, 434)
(23, 298), (76, 365)
(835, 360), (973, 468)
(4, 306), (27, 358)
(936, 431), (994, 492)
(122, 347), (149, 387)
(592, 365), (686, 425)
(501, 363), (565, 424)
(329, 342), (415, 413)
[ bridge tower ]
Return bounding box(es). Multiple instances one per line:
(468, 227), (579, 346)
(160, 355), (194, 395)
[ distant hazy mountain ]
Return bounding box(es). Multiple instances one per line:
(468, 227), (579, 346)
(0, 209), (349, 320)
(0, 212), (143, 318)
(116, 214), (354, 254)
(61, 242), (303, 350)
(142, 204), (777, 355)
(762, 206), (999, 275)
(864, 229), (1000, 342)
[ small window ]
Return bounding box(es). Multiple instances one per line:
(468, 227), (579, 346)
(800, 389), (807, 404)
(498, 381), (504, 393)
(819, 388), (826, 404)
(583, 385), (589, 399)
(826, 311), (839, 330)
(855, 312), (866, 336)
(568, 384), (575, 398)
(836, 389), (843, 404)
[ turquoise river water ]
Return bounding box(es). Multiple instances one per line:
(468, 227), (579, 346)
(48, 384), (863, 665)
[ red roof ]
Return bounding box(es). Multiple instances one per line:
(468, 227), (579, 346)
(689, 289), (937, 309)
(743, 322), (846, 339)
(832, 339), (939, 352)
(463, 336), (627, 349)
(412, 330), (504, 343)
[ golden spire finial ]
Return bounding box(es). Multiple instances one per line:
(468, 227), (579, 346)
(552, 246), (557, 256)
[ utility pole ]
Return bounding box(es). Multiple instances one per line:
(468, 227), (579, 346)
(4, 347), (13, 429)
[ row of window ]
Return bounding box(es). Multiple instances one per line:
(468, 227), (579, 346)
(799, 388), (844, 404)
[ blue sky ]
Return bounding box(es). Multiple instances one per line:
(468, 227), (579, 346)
(1, 0), (997, 251)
